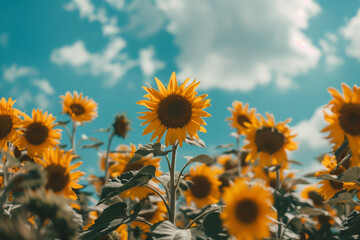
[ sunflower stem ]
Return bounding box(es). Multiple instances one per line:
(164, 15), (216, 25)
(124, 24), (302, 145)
(145, 184), (171, 218)
(71, 121), (77, 154)
(276, 167), (282, 240)
(169, 143), (178, 224)
(104, 131), (115, 183)
(184, 206), (221, 229)
(236, 135), (242, 177)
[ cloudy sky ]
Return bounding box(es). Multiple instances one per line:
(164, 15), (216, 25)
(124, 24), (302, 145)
(1, 0), (360, 175)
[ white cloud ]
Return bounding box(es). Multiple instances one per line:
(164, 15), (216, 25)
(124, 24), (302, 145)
(292, 106), (328, 150)
(102, 24), (121, 36)
(325, 55), (344, 70)
(319, 32), (344, 71)
(340, 8), (360, 61)
(51, 38), (137, 86)
(32, 78), (55, 95)
(105, 0), (125, 10)
(124, 0), (166, 37)
(2, 64), (38, 82)
(156, 0), (322, 91)
(0, 33), (9, 48)
(139, 46), (165, 76)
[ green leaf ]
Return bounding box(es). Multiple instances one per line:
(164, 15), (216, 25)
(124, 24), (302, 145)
(338, 167), (360, 183)
(340, 209), (360, 239)
(315, 173), (338, 181)
(329, 189), (357, 203)
(1, 150), (20, 168)
(185, 136), (206, 148)
(299, 207), (327, 216)
(98, 165), (156, 205)
(151, 221), (191, 239)
(81, 142), (104, 150)
(80, 202), (140, 240)
(129, 143), (170, 163)
(215, 143), (233, 149)
(56, 120), (70, 126)
(202, 211), (228, 240)
(283, 178), (309, 189)
(183, 154), (214, 165)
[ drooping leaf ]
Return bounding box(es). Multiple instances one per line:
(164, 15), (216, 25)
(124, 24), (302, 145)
(215, 143), (234, 149)
(185, 136), (206, 148)
(98, 165), (156, 205)
(315, 174), (338, 181)
(81, 134), (100, 142)
(340, 209), (360, 239)
(284, 178), (310, 190)
(202, 211), (228, 240)
(129, 143), (170, 163)
(329, 189), (357, 203)
(56, 120), (70, 126)
(1, 151), (20, 168)
(183, 154), (214, 165)
(151, 221), (191, 240)
(81, 142), (104, 150)
(299, 207), (327, 216)
(338, 167), (360, 183)
(81, 202), (140, 240)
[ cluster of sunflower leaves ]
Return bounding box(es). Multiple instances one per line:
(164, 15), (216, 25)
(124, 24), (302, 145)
(0, 137), (360, 240)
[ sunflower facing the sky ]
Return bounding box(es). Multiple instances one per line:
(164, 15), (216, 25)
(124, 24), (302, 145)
(137, 72), (211, 147)
(226, 101), (258, 135)
(221, 178), (274, 240)
(18, 109), (61, 157)
(0, 97), (24, 151)
(34, 147), (84, 200)
(243, 112), (298, 167)
(184, 164), (221, 208)
(322, 84), (360, 164)
(60, 91), (98, 123)
(109, 144), (162, 200)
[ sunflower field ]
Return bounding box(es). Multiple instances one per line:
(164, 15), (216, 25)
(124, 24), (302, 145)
(0, 72), (360, 240)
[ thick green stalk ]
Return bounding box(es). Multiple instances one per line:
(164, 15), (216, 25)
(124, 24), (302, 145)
(169, 144), (178, 224)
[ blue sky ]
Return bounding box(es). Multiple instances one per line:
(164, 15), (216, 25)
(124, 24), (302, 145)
(1, 0), (360, 176)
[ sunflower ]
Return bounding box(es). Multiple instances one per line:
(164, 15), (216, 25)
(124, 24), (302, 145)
(137, 72), (211, 147)
(221, 178), (274, 240)
(315, 154), (352, 200)
(132, 201), (167, 233)
(184, 164), (221, 208)
(226, 101), (258, 134)
(322, 84), (360, 164)
(113, 114), (130, 138)
(301, 185), (324, 207)
(243, 112), (298, 167)
(109, 144), (162, 200)
(34, 147), (84, 200)
(60, 91), (98, 123)
(18, 109), (61, 157)
(0, 97), (24, 151)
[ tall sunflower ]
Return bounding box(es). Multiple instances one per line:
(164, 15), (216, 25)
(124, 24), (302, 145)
(183, 164), (221, 208)
(60, 91), (98, 123)
(137, 72), (211, 147)
(221, 179), (274, 240)
(0, 97), (24, 151)
(109, 144), (162, 200)
(226, 101), (258, 134)
(243, 112), (297, 167)
(18, 109), (61, 157)
(34, 147), (84, 200)
(315, 154), (351, 200)
(322, 84), (360, 164)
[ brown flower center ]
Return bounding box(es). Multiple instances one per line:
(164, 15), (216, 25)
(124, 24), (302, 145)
(218, 175), (230, 192)
(70, 103), (85, 116)
(45, 164), (70, 192)
(235, 199), (259, 224)
(190, 175), (212, 199)
(0, 115), (12, 140)
(25, 122), (49, 145)
(308, 191), (324, 206)
(339, 103), (360, 136)
(157, 95), (192, 128)
(113, 116), (129, 138)
(237, 114), (251, 128)
(124, 162), (144, 173)
(255, 127), (285, 154)
(240, 151), (249, 167)
(329, 180), (343, 190)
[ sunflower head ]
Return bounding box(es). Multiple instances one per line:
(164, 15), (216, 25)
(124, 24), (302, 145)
(137, 72), (211, 147)
(184, 164), (221, 208)
(34, 147), (84, 200)
(244, 112), (298, 167)
(0, 97), (24, 151)
(113, 114), (130, 138)
(18, 109), (62, 157)
(221, 179), (274, 240)
(60, 91), (98, 123)
(322, 84), (360, 163)
(301, 185), (324, 207)
(226, 101), (258, 134)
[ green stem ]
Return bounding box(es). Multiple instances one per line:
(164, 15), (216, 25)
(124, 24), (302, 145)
(132, 219), (153, 227)
(145, 185), (170, 218)
(276, 167), (282, 240)
(71, 121), (77, 154)
(104, 131), (115, 183)
(184, 207), (221, 229)
(236, 135), (242, 177)
(169, 143), (178, 224)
